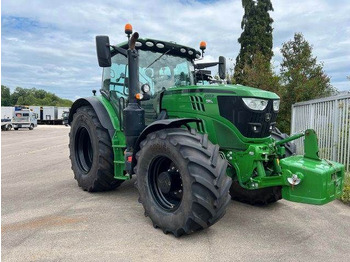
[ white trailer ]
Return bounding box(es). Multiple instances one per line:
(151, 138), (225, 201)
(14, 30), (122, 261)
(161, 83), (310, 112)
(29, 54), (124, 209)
(29, 106), (41, 120)
(1, 106), (15, 119)
(42, 106), (58, 121)
(57, 107), (70, 120)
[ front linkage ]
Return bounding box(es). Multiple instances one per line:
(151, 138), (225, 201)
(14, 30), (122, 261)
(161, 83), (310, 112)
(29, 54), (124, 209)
(226, 129), (345, 205)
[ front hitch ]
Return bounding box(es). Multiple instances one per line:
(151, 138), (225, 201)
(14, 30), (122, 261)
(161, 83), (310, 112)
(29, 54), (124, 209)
(235, 129), (345, 205)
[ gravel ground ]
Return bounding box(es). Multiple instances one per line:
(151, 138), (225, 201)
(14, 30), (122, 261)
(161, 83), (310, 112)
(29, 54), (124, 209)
(1, 125), (350, 262)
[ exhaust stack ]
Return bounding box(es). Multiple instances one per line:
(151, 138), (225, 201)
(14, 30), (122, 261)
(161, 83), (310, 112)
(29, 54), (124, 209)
(123, 32), (145, 156)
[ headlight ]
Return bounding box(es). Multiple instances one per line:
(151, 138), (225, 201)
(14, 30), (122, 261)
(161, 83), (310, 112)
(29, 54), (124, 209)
(273, 100), (280, 111)
(141, 83), (150, 93)
(242, 98), (268, 111)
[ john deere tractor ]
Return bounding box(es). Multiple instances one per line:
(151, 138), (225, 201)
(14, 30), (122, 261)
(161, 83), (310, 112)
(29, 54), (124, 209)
(69, 25), (345, 237)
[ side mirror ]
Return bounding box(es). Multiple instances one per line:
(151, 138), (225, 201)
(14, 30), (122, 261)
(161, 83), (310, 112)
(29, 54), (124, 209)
(96, 35), (111, 67)
(218, 56), (226, 80)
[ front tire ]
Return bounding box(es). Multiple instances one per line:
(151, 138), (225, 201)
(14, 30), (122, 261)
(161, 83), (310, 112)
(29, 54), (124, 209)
(29, 124), (34, 130)
(69, 106), (123, 192)
(136, 128), (232, 237)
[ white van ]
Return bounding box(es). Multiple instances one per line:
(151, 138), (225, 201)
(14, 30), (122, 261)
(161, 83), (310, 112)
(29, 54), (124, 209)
(12, 108), (38, 130)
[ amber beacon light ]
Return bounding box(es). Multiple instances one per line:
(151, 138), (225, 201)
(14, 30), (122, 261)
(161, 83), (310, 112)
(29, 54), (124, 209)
(200, 41), (206, 57)
(125, 23), (133, 37)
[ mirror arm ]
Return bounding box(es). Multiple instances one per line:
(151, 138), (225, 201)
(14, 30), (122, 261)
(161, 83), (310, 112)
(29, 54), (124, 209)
(195, 62), (219, 69)
(111, 45), (127, 57)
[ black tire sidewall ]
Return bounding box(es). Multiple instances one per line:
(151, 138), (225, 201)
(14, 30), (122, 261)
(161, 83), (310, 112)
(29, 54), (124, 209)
(137, 136), (194, 231)
(70, 109), (101, 190)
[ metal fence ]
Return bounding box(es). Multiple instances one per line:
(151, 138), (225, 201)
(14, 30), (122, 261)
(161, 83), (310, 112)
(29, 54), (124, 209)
(291, 92), (350, 172)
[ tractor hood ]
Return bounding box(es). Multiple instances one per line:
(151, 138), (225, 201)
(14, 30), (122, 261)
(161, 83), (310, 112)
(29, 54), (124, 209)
(164, 84), (280, 100)
(162, 83), (280, 141)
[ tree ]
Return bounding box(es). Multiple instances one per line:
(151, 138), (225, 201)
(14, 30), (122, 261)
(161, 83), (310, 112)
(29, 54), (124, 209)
(242, 51), (280, 93)
(234, 0), (274, 84)
(1, 85), (11, 106)
(10, 87), (27, 105)
(1, 86), (73, 107)
(278, 33), (336, 133)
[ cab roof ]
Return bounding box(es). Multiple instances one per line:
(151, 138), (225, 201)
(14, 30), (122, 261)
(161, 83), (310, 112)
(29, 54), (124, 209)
(117, 38), (201, 60)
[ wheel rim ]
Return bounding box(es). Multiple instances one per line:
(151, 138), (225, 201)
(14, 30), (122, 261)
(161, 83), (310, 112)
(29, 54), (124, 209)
(148, 156), (183, 211)
(75, 126), (93, 173)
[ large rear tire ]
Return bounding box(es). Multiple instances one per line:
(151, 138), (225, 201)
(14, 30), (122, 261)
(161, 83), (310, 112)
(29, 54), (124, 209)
(135, 128), (232, 237)
(229, 127), (296, 205)
(69, 106), (123, 192)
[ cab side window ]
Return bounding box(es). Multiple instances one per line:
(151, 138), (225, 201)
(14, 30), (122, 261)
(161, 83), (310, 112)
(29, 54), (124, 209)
(102, 54), (128, 96)
(174, 62), (191, 86)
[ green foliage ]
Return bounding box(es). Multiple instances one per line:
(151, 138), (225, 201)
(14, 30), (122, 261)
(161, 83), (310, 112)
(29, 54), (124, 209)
(234, 0), (274, 84)
(1, 86), (73, 107)
(339, 173), (350, 205)
(1, 85), (12, 106)
(241, 51), (280, 93)
(277, 33), (336, 133)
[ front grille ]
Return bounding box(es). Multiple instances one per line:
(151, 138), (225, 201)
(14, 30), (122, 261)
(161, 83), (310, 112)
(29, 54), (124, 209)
(13, 117), (29, 123)
(217, 96), (278, 138)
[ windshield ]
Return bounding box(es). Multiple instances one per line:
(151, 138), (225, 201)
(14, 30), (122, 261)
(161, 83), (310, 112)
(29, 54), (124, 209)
(139, 50), (195, 93)
(102, 50), (194, 97)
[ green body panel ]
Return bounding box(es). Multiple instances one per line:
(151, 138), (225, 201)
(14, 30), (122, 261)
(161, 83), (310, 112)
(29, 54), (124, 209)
(165, 84), (280, 99)
(97, 96), (129, 180)
(162, 84), (279, 148)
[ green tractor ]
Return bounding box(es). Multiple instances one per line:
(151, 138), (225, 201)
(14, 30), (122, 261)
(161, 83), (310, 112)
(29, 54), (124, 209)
(69, 25), (345, 237)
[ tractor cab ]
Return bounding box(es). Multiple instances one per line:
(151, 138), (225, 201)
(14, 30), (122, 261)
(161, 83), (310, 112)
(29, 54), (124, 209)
(102, 38), (198, 95)
(100, 36), (226, 125)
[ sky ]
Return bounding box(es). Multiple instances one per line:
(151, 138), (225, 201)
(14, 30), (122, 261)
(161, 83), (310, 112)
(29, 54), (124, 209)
(1, 0), (350, 101)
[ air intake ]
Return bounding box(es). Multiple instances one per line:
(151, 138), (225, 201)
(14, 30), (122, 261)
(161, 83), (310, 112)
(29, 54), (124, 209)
(189, 96), (205, 112)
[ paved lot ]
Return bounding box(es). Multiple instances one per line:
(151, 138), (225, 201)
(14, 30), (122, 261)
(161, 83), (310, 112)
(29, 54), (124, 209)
(1, 125), (350, 262)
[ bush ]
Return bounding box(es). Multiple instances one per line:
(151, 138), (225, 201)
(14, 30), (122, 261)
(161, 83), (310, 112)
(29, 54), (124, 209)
(339, 173), (350, 205)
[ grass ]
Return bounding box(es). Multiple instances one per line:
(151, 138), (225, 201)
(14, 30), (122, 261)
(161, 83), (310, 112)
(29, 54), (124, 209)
(339, 172), (350, 205)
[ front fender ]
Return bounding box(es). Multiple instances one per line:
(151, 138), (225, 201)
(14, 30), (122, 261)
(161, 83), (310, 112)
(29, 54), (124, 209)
(68, 97), (115, 140)
(131, 118), (202, 171)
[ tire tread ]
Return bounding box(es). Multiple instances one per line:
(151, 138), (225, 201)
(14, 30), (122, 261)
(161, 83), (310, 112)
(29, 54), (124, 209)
(69, 106), (123, 192)
(136, 128), (232, 237)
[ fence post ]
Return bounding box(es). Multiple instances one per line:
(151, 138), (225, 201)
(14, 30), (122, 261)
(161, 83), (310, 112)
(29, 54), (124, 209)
(291, 105), (295, 135)
(310, 103), (315, 129)
(333, 99), (339, 162)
